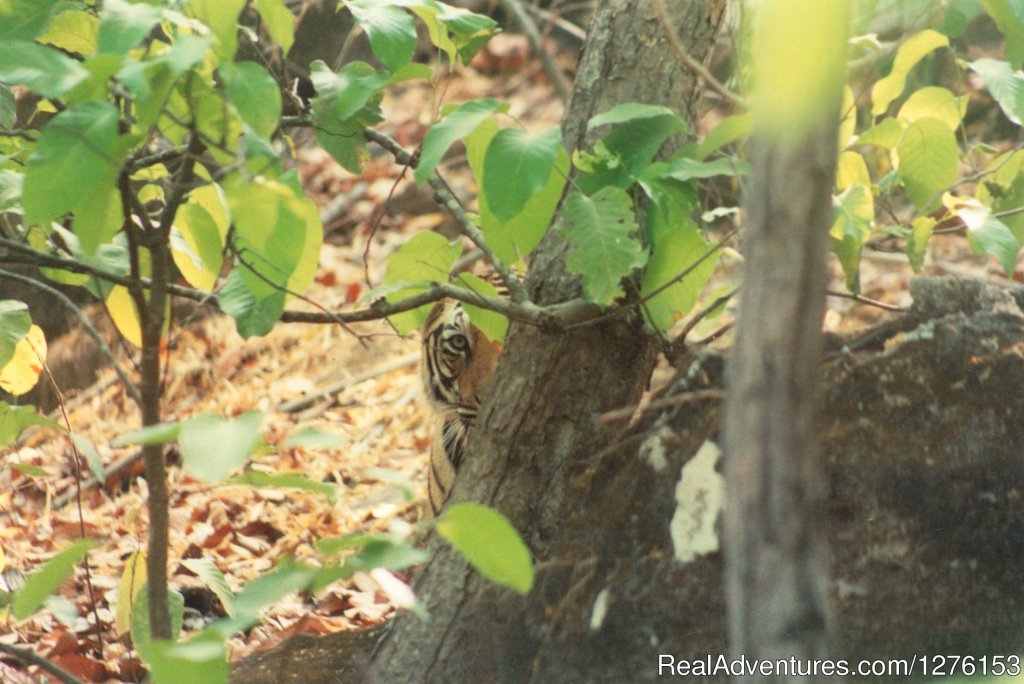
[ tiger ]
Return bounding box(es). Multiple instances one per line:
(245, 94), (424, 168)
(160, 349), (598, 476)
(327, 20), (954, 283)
(420, 298), (501, 517)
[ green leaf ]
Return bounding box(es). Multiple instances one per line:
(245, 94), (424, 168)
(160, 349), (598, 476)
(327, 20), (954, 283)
(73, 184), (123, 256)
(22, 100), (130, 229)
(281, 427), (348, 449)
(0, 0), (78, 42)
(896, 116), (958, 209)
(0, 40), (89, 99)
(140, 633), (228, 684)
(483, 126), (561, 222)
(436, 503), (533, 595)
(560, 187), (646, 306)
(97, 0), (163, 55)
(180, 558), (235, 617)
(112, 421), (183, 447)
(897, 86), (968, 129)
(0, 169), (22, 212)
(218, 268), (286, 339)
(230, 471), (338, 504)
(38, 10), (100, 56)
(0, 402), (62, 448)
(643, 156), (750, 183)
(855, 116), (903, 148)
(981, 0), (1024, 69)
(223, 177), (323, 337)
(639, 195), (718, 330)
(409, 0), (498, 65)
(317, 532), (429, 572)
(452, 272), (508, 342)
(969, 58), (1024, 125)
(961, 203), (1020, 276)
(12, 539), (98, 619)
(364, 467), (417, 502)
(71, 434), (105, 484)
(578, 103), (687, 194)
(178, 412), (263, 482)
(381, 232), (462, 334)
(696, 112), (753, 160)
(467, 117), (566, 265)
(416, 98), (509, 183)
(829, 184), (874, 293)
(254, 0), (295, 55)
(871, 29), (949, 116)
(309, 60), (383, 173)
(345, 1), (417, 72)
(9, 462), (50, 478)
(976, 150), (1024, 243)
(906, 215), (935, 272)
(131, 585), (185, 647)
(232, 559), (317, 621)
(187, 0), (247, 61)
(221, 61), (282, 139)
(0, 300), (31, 371)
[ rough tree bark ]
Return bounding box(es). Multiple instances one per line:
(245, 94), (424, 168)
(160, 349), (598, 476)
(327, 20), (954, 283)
(367, 1), (727, 681)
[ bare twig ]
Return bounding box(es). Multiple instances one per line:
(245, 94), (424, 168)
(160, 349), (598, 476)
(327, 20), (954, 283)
(36, 355), (104, 659)
(277, 352), (420, 413)
(522, 3), (587, 41)
(498, 0), (574, 102)
(599, 388), (724, 424)
(826, 289), (907, 313)
(653, 0), (746, 107)
(0, 643), (83, 684)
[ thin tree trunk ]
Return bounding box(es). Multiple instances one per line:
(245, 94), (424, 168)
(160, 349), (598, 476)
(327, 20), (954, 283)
(369, 1), (726, 681)
(722, 54), (843, 684)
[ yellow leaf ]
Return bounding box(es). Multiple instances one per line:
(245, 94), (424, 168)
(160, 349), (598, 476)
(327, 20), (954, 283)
(898, 86), (967, 130)
(115, 551), (147, 636)
(105, 286), (143, 348)
(871, 30), (949, 117)
(836, 150), (871, 191)
(171, 185), (229, 291)
(0, 325), (46, 396)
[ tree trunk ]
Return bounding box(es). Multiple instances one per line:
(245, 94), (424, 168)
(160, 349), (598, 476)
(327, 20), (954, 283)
(368, 1), (727, 681)
(721, 70), (843, 679)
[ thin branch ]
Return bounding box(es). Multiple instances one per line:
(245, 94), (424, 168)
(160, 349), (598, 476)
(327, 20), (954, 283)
(0, 643), (83, 684)
(498, 0), (574, 102)
(826, 289), (907, 313)
(36, 354), (104, 660)
(0, 129), (38, 141)
(0, 267), (142, 405)
(522, 3), (587, 42)
(599, 388), (724, 424)
(277, 352), (419, 413)
(653, 0), (746, 107)
(674, 286), (737, 346)
(230, 244), (364, 340)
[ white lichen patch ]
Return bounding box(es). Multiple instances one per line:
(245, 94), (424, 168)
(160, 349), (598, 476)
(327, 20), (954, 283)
(640, 426), (673, 471)
(590, 587), (611, 631)
(671, 439), (724, 563)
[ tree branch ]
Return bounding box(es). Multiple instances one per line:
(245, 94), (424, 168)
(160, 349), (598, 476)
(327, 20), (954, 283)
(0, 643), (83, 684)
(498, 0), (574, 102)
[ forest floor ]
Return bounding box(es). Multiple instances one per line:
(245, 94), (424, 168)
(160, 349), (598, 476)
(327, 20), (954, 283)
(0, 33), (1017, 684)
